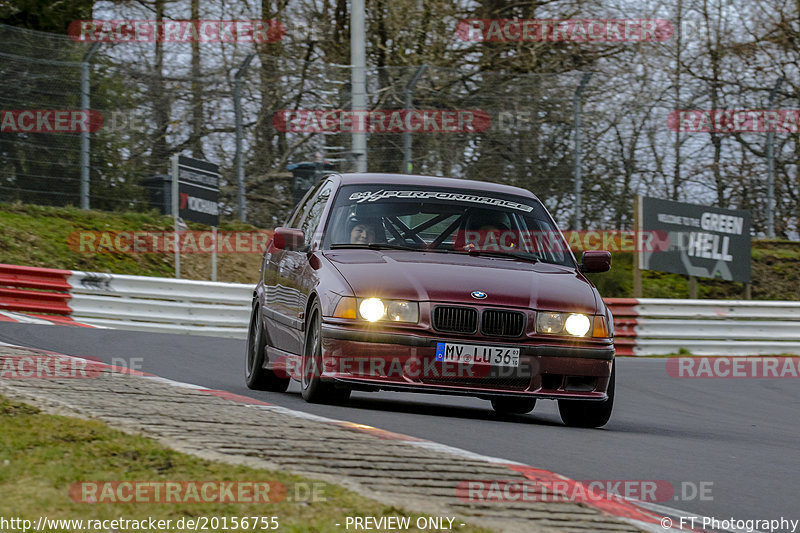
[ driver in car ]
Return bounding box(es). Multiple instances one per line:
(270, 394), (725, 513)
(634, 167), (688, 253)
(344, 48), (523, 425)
(462, 210), (516, 251)
(348, 217), (378, 244)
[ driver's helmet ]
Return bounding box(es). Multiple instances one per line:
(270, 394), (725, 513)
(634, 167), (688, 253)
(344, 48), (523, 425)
(463, 209), (510, 231)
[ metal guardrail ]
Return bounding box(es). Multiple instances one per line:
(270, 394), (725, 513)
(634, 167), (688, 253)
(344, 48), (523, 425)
(0, 263), (73, 314)
(67, 271), (253, 338)
(3, 263), (800, 353)
(0, 264), (253, 337)
(606, 298), (800, 356)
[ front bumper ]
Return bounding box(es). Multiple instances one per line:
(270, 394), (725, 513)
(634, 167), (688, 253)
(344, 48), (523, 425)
(319, 323), (614, 400)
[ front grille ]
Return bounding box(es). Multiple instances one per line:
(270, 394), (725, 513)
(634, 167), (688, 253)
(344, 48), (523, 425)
(433, 306), (478, 334)
(481, 309), (525, 337)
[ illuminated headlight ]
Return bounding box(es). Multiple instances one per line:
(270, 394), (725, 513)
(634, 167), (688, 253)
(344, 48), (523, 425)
(356, 298), (419, 323)
(564, 313), (591, 336)
(536, 311), (592, 336)
(359, 298), (386, 322)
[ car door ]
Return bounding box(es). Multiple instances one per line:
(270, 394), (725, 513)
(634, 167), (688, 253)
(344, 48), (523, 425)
(261, 182), (321, 354)
(262, 179), (335, 355)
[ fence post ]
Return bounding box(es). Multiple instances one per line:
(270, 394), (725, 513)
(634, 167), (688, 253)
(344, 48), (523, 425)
(766, 76), (784, 239)
(402, 65), (427, 174)
(633, 195), (643, 298)
(350, 0), (367, 172)
(171, 154), (181, 279)
(80, 42), (101, 210)
(572, 72), (592, 230)
(234, 53), (256, 223)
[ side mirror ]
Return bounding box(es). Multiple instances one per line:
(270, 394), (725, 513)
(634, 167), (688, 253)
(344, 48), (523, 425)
(272, 227), (305, 251)
(580, 250), (611, 273)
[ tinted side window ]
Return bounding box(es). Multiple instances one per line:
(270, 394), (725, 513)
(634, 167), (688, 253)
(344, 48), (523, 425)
(298, 181), (334, 249)
(286, 180), (324, 228)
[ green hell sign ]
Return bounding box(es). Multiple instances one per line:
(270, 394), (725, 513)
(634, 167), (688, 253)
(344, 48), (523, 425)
(640, 197), (751, 283)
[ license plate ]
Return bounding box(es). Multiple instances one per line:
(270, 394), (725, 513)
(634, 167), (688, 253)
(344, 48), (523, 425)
(435, 342), (520, 367)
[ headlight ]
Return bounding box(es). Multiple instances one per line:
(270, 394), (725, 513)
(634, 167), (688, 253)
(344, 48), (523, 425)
(359, 298), (386, 322)
(537, 311), (592, 337)
(334, 297), (419, 323)
(536, 311), (564, 334)
(564, 313), (591, 336)
(385, 300), (418, 322)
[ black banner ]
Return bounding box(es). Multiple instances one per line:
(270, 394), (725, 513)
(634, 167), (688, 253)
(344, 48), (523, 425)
(177, 155), (220, 226)
(641, 197), (751, 283)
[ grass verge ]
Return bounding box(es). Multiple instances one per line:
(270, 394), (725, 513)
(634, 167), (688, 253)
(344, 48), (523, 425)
(0, 202), (261, 283)
(0, 394), (491, 533)
(585, 240), (800, 300)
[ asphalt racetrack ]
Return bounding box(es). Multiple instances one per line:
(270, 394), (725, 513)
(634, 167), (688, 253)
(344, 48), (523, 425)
(1, 323), (797, 528)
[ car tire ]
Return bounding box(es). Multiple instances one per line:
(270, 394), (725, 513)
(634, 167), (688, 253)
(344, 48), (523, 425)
(245, 304), (290, 392)
(490, 397), (536, 415)
(301, 300), (351, 404)
(557, 364), (615, 428)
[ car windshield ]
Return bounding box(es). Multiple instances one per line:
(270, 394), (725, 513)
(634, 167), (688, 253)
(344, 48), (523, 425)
(323, 184), (575, 267)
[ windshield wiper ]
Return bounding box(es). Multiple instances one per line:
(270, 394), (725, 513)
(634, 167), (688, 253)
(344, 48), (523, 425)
(330, 243), (421, 251)
(463, 249), (539, 263)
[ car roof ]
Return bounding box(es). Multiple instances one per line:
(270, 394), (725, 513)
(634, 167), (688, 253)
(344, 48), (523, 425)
(332, 173), (540, 200)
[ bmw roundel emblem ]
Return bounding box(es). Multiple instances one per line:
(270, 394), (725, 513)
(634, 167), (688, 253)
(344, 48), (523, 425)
(471, 290), (487, 299)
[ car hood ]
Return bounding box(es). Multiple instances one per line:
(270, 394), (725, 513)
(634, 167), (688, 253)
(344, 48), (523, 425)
(323, 249), (598, 313)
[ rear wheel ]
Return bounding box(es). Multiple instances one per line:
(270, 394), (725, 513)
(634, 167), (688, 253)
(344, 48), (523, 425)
(245, 304), (290, 392)
(301, 301), (351, 404)
(491, 397), (536, 415)
(558, 365), (615, 428)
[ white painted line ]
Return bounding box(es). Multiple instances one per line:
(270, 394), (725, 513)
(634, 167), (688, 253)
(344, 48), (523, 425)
(0, 311), (53, 325)
(404, 440), (526, 465)
(254, 404), (339, 423)
(140, 375), (209, 390)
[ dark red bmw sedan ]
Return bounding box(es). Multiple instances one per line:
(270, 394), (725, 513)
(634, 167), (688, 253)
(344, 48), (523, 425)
(246, 173), (616, 427)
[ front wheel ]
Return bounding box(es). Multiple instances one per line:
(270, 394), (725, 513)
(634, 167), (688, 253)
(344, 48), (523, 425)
(300, 301), (350, 404)
(558, 364), (615, 428)
(245, 304), (290, 392)
(491, 397), (536, 415)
